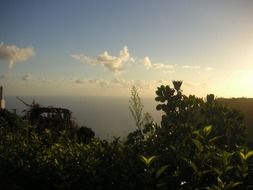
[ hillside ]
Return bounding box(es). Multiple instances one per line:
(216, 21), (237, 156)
(218, 98), (253, 137)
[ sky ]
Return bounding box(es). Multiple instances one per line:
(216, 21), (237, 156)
(1, 0), (253, 98)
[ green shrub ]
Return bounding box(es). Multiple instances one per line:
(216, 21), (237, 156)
(0, 83), (253, 189)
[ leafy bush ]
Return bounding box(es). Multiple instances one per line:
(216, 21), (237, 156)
(0, 83), (253, 189)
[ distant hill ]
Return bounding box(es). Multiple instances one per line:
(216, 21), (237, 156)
(218, 98), (253, 137)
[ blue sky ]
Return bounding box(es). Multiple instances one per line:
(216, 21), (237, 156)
(1, 0), (253, 97)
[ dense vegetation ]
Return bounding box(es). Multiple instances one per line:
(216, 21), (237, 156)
(217, 98), (253, 137)
(1, 82), (253, 189)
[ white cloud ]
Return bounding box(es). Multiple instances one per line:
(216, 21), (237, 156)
(70, 77), (155, 89)
(41, 79), (52, 83)
(72, 47), (175, 74)
(153, 63), (174, 69)
(141, 56), (174, 71)
(111, 78), (151, 89)
(73, 79), (86, 84)
(98, 80), (110, 88)
(71, 54), (94, 64)
(0, 74), (5, 79)
(88, 79), (98, 84)
(97, 78), (130, 88)
(162, 70), (176, 74)
(205, 67), (214, 71)
(154, 79), (170, 84)
(182, 65), (201, 69)
(111, 78), (132, 88)
(133, 80), (151, 89)
(22, 74), (32, 81)
(73, 78), (114, 87)
(0, 43), (35, 68)
(142, 56), (152, 69)
(72, 46), (131, 74)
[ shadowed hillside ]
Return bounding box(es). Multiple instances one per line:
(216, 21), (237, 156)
(218, 98), (253, 138)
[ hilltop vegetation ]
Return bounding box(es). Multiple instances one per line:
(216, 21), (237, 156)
(218, 98), (253, 137)
(0, 83), (253, 189)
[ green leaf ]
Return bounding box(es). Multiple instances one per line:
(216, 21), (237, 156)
(225, 165), (234, 172)
(224, 181), (243, 190)
(183, 158), (198, 173)
(140, 155), (148, 165)
(169, 145), (176, 152)
(192, 139), (204, 152)
(156, 183), (166, 188)
(192, 130), (204, 140)
(206, 164), (222, 176)
(245, 151), (253, 160)
(231, 182), (243, 188)
(146, 155), (157, 166)
(217, 177), (224, 188)
(239, 152), (245, 160)
(208, 136), (223, 144)
(203, 125), (212, 136)
(54, 158), (59, 166)
(156, 165), (168, 178)
(192, 130), (199, 135)
(140, 155), (157, 167)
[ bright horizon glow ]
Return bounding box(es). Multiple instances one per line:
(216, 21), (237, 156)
(1, 1), (253, 98)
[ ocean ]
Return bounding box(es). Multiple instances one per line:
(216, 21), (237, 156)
(5, 96), (162, 139)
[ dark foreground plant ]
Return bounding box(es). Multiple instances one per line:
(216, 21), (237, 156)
(0, 82), (253, 189)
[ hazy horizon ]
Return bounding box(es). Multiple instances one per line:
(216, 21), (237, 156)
(5, 95), (162, 139)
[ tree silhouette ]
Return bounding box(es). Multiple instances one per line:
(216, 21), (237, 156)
(76, 126), (95, 143)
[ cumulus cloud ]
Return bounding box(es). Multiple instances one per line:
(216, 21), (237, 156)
(88, 79), (98, 84)
(182, 65), (201, 69)
(141, 56), (174, 71)
(163, 70), (176, 74)
(72, 78), (111, 87)
(41, 79), (52, 83)
(0, 74), (5, 79)
(133, 80), (151, 89)
(154, 79), (170, 84)
(72, 46), (131, 74)
(142, 56), (152, 69)
(153, 63), (174, 69)
(111, 78), (150, 89)
(72, 47), (176, 74)
(22, 74), (32, 81)
(71, 77), (155, 89)
(111, 78), (132, 88)
(71, 54), (94, 65)
(73, 79), (86, 84)
(205, 67), (214, 71)
(98, 80), (110, 88)
(0, 43), (35, 68)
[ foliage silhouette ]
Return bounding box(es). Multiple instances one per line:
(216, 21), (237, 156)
(76, 126), (95, 144)
(0, 83), (253, 190)
(129, 86), (144, 131)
